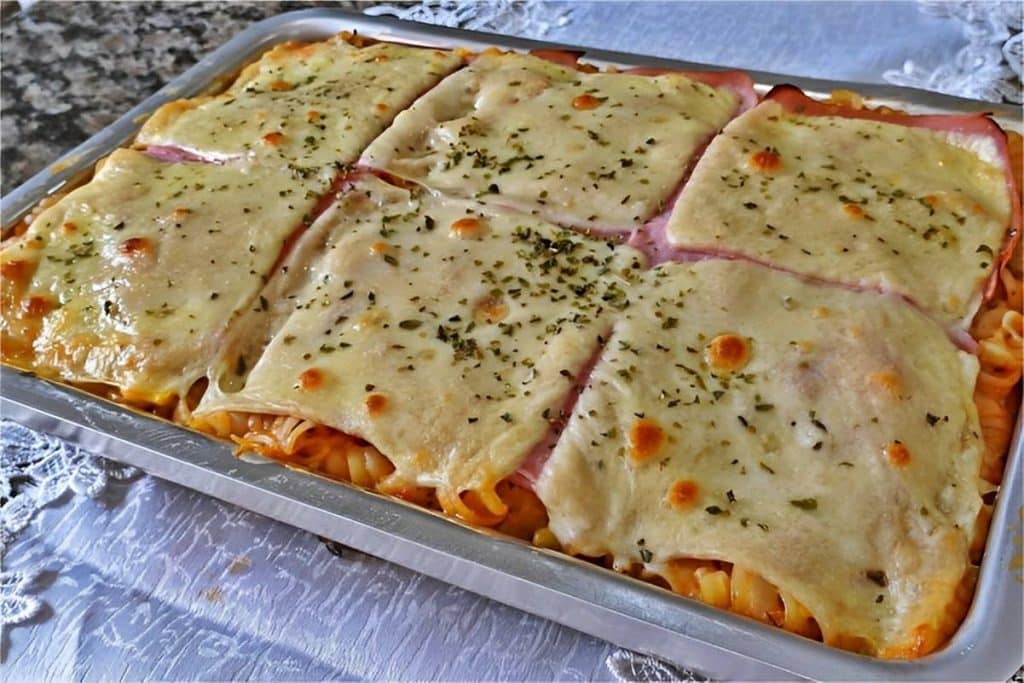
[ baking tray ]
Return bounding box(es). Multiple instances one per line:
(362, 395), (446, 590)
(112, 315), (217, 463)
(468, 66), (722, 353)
(1, 9), (1021, 681)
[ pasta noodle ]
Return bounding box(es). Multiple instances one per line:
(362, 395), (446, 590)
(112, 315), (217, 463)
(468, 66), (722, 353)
(971, 130), (1022, 485)
(189, 411), (551, 536)
(192, 411), (410, 492)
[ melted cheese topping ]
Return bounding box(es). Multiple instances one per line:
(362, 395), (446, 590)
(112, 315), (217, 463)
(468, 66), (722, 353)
(196, 175), (644, 494)
(361, 52), (740, 232)
(536, 259), (982, 655)
(137, 38), (460, 172)
(664, 101), (1012, 327)
(0, 149), (329, 399)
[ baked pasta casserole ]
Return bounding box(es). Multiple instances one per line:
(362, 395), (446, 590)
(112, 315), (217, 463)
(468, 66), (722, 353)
(2, 33), (1020, 659)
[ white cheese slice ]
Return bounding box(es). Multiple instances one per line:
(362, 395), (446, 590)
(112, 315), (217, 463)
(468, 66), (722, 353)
(536, 258), (982, 656)
(662, 100), (1012, 328)
(196, 174), (645, 496)
(137, 37), (461, 173)
(0, 148), (330, 401)
(361, 52), (740, 232)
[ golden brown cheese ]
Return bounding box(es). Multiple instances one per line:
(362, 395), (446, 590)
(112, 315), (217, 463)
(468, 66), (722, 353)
(535, 259), (983, 656)
(361, 52), (740, 232)
(196, 175), (645, 498)
(663, 100), (1012, 328)
(137, 37), (461, 173)
(0, 149), (329, 401)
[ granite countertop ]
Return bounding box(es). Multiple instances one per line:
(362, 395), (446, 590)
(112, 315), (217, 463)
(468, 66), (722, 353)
(0, 1), (374, 196)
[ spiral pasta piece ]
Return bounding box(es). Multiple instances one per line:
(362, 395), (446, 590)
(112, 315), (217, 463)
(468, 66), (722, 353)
(972, 279), (1024, 486)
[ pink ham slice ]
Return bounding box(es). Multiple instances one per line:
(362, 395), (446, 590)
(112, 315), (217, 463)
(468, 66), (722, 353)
(527, 48), (759, 115)
(266, 168), (361, 276)
(764, 85), (1021, 302)
(510, 333), (609, 490)
(628, 220), (980, 354)
(623, 67), (758, 114)
(634, 87), (1020, 307)
(527, 51), (759, 237)
(528, 48), (586, 68)
(143, 145), (222, 164)
(626, 84), (1013, 355)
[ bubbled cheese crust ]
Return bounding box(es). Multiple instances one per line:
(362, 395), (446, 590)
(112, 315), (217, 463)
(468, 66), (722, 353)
(535, 259), (983, 655)
(663, 100), (1012, 328)
(0, 149), (330, 400)
(361, 52), (740, 232)
(137, 38), (461, 173)
(196, 175), (645, 495)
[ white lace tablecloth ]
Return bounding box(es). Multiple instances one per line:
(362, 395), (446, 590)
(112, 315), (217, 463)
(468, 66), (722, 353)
(3, 2), (1022, 681)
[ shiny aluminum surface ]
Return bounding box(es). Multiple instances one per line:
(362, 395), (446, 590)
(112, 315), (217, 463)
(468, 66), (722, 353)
(1, 10), (1021, 680)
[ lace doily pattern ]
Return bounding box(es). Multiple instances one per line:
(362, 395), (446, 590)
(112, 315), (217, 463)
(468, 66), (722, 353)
(606, 650), (711, 683)
(0, 420), (138, 627)
(365, 0), (574, 37)
(884, 0), (1023, 103)
(0, 569), (44, 630)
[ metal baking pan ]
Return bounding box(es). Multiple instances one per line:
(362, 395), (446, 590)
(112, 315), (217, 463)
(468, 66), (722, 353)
(2, 9), (1021, 681)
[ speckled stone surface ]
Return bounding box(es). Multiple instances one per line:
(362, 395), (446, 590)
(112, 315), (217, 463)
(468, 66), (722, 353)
(0, 1), (376, 196)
